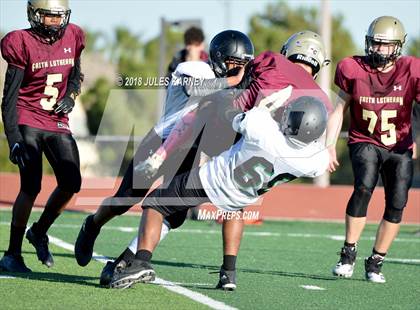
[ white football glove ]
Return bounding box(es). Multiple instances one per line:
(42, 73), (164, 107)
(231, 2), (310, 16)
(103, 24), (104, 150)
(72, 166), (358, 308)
(134, 153), (164, 180)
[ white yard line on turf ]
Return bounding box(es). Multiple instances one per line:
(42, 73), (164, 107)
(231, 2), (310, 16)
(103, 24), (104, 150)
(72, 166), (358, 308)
(0, 221), (419, 243)
(300, 285), (326, 291)
(0, 275), (16, 279)
(47, 235), (237, 310)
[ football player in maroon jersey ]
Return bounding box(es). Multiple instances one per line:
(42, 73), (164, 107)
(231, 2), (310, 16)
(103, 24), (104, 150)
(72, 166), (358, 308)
(0, 0), (85, 272)
(328, 16), (419, 283)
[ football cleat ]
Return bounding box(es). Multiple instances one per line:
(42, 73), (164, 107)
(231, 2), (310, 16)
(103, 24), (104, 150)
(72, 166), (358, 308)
(134, 153), (164, 181)
(101, 248), (135, 286)
(74, 215), (100, 267)
(216, 267), (237, 291)
(110, 259), (155, 289)
(365, 254), (386, 283)
(100, 261), (117, 286)
(26, 227), (54, 268)
(332, 245), (357, 278)
(0, 253), (32, 273)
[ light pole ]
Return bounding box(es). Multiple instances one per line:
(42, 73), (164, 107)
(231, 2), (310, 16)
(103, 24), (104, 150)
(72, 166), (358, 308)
(315, 0), (332, 187)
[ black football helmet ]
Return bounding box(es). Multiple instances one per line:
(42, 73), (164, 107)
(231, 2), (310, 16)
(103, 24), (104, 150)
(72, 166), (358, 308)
(209, 30), (254, 77)
(27, 0), (71, 42)
(276, 96), (328, 148)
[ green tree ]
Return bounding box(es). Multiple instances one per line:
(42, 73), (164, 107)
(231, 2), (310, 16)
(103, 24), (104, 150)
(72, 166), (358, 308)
(248, 1), (356, 77)
(405, 36), (420, 57)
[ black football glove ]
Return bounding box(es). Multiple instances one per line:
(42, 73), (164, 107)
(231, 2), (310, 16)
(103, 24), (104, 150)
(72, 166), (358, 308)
(9, 142), (29, 169)
(54, 96), (75, 114)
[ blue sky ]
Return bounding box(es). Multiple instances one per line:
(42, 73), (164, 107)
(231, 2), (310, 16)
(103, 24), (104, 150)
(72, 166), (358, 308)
(1, 0), (419, 52)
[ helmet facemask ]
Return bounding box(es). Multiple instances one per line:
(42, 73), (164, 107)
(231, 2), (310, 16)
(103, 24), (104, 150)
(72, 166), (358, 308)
(365, 37), (402, 69)
(364, 16), (406, 70)
(27, 2), (71, 42)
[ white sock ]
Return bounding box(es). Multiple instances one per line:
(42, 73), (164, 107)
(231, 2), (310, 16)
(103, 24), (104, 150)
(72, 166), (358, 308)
(127, 220), (170, 254)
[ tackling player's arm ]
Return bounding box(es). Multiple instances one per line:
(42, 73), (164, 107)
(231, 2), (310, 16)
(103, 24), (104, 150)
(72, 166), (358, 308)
(326, 90), (350, 172)
(184, 66), (245, 97)
(327, 58), (354, 172)
(142, 71), (245, 168)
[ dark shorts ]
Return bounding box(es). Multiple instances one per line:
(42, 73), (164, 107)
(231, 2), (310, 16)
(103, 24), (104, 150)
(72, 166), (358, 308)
(142, 169), (210, 217)
(348, 142), (413, 211)
(19, 125), (81, 196)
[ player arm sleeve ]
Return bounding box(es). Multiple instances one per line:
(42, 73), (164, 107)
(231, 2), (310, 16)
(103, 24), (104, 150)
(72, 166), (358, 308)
(184, 77), (229, 97)
(65, 58), (83, 98)
(334, 60), (353, 93)
(1, 65), (25, 147)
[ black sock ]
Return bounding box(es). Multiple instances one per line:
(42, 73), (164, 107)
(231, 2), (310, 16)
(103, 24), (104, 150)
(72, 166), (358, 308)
(87, 215), (100, 233)
(344, 241), (356, 248)
(222, 255), (237, 271)
(135, 249), (152, 262)
(115, 248), (136, 265)
(6, 224), (26, 256)
(33, 211), (60, 236)
(372, 248), (386, 257)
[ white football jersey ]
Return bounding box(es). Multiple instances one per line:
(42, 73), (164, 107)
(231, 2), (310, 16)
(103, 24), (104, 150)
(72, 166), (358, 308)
(199, 107), (329, 211)
(154, 61), (215, 139)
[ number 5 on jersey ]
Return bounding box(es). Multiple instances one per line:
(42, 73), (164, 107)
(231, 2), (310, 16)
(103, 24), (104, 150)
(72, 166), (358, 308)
(40, 73), (63, 111)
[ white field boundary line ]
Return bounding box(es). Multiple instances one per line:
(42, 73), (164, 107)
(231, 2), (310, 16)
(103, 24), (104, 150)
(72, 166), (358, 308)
(47, 235), (237, 310)
(1, 222), (418, 244)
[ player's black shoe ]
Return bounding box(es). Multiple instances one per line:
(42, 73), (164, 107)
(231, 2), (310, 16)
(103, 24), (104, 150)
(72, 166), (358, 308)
(74, 214), (100, 266)
(216, 267), (237, 291)
(365, 254), (386, 283)
(100, 248), (134, 286)
(100, 261), (117, 286)
(26, 227), (54, 268)
(0, 253), (32, 273)
(332, 245), (357, 278)
(110, 259), (155, 289)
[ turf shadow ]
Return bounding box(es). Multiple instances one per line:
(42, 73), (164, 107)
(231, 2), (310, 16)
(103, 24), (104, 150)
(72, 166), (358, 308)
(151, 259), (366, 282)
(20, 251), (75, 259)
(0, 270), (101, 287)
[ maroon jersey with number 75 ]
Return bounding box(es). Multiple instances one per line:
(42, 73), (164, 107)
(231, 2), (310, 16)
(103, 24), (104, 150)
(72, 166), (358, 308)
(1, 23), (85, 134)
(335, 55), (420, 152)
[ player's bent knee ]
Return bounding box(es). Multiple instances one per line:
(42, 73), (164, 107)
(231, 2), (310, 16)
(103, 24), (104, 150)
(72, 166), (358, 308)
(21, 183), (41, 197)
(346, 186), (373, 217)
(108, 196), (136, 215)
(165, 209), (188, 229)
(383, 206), (404, 224)
(58, 177), (81, 193)
(142, 196), (170, 217)
(57, 167), (81, 193)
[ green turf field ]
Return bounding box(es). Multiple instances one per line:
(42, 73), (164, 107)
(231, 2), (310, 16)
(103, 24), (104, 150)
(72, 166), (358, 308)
(0, 209), (419, 309)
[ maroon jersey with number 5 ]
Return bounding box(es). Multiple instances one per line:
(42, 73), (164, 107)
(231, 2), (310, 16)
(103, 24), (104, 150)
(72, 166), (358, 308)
(335, 56), (420, 151)
(1, 23), (85, 133)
